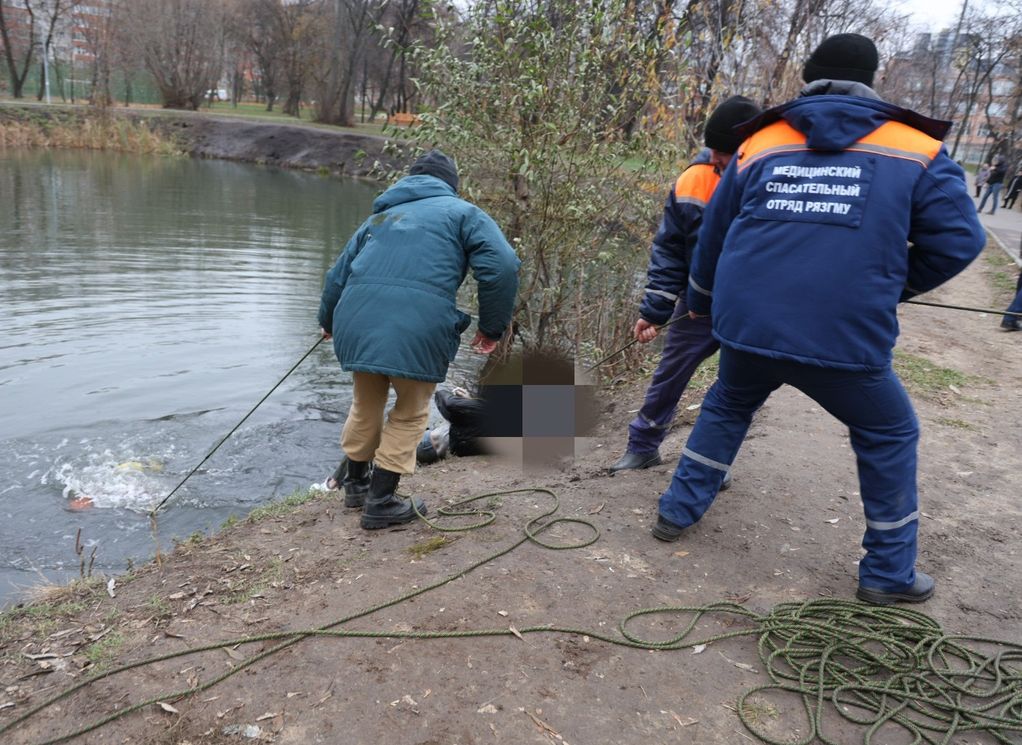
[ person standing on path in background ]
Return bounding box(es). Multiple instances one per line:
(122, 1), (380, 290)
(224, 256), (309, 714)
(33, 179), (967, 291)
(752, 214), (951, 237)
(978, 157), (1007, 214)
(609, 96), (762, 476)
(650, 33), (985, 606)
(975, 162), (990, 199)
(1000, 271), (1022, 332)
(1002, 170), (1021, 210)
(319, 150), (520, 529)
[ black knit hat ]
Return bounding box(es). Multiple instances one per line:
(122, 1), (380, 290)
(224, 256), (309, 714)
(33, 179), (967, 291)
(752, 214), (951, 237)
(704, 96), (762, 154)
(802, 33), (879, 86)
(409, 149), (459, 192)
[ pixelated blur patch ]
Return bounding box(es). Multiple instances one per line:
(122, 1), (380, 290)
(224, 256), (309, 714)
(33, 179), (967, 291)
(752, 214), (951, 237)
(476, 349), (599, 469)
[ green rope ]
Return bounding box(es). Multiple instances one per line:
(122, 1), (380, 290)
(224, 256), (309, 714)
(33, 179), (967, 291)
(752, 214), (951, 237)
(2, 488), (1019, 745)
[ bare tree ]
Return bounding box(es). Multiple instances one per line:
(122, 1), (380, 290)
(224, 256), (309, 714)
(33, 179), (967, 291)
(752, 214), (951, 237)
(126, 0), (227, 110)
(311, 0), (386, 126)
(31, 0), (80, 100)
(73, 0), (118, 106)
(231, 0), (279, 110)
(0, 0), (38, 98)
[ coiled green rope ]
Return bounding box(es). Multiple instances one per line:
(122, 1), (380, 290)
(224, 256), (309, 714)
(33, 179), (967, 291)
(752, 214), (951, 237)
(2, 488), (1019, 745)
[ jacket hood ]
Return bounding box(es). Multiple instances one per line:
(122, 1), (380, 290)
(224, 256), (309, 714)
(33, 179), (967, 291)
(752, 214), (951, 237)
(692, 148), (713, 166)
(373, 175), (458, 213)
(736, 93), (952, 152)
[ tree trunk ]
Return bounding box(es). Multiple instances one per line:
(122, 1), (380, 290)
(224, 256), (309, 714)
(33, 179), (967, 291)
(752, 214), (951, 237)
(0, 2), (35, 99)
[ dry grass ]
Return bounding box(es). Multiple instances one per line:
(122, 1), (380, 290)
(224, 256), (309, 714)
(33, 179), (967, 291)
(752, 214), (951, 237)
(0, 112), (179, 155)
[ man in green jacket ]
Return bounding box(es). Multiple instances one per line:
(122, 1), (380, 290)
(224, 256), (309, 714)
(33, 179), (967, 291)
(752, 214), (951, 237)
(319, 150), (520, 529)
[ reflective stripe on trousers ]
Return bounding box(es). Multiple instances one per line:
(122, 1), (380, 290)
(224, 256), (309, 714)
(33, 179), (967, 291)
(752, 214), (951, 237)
(658, 346), (920, 592)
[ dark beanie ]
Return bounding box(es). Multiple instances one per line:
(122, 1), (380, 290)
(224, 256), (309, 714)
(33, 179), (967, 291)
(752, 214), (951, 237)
(802, 33), (878, 86)
(704, 96), (762, 154)
(409, 149), (459, 192)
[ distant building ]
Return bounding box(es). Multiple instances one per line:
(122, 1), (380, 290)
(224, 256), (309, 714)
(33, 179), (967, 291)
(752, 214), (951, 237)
(885, 29), (1017, 165)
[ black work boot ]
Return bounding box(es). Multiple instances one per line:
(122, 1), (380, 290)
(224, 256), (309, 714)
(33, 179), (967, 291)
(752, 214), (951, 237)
(609, 450), (662, 474)
(360, 467), (427, 530)
(341, 459), (371, 509)
(856, 572), (935, 605)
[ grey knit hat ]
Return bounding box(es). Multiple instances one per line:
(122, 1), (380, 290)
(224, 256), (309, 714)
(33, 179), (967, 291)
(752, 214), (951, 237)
(409, 149), (459, 192)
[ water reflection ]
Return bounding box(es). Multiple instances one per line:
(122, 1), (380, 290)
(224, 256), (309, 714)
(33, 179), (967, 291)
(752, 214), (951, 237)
(0, 150), (477, 605)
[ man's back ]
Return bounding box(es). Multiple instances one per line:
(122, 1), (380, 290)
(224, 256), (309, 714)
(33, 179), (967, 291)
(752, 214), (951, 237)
(690, 91), (984, 372)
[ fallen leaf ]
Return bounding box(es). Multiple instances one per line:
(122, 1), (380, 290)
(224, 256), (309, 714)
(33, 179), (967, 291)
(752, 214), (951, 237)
(497, 611), (509, 617)
(685, 403), (701, 411)
(0, 702), (15, 711)
(825, 518), (839, 524)
(673, 550), (690, 558)
(478, 703), (498, 714)
(588, 502), (605, 514)
(168, 592), (188, 601)
(224, 647), (246, 662)
(106, 578), (116, 598)
(692, 644), (707, 654)
(509, 625), (524, 641)
(157, 702), (179, 714)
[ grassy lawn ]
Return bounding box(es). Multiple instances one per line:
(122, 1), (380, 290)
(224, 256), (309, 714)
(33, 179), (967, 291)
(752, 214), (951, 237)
(199, 100), (393, 136)
(0, 96), (401, 137)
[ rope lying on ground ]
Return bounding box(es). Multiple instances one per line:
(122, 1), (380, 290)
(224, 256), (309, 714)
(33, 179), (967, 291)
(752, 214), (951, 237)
(2, 488), (1020, 745)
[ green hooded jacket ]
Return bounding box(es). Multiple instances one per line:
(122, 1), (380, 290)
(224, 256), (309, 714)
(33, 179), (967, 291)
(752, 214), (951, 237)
(318, 175), (520, 382)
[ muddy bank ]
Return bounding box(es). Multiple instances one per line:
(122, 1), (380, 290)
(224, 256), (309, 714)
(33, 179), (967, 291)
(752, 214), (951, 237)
(1, 244), (1019, 745)
(0, 103), (406, 178)
(151, 115), (405, 178)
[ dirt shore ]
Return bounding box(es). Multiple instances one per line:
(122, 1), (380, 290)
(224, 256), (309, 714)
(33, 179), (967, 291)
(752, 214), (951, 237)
(1, 244), (1020, 744)
(0, 102), (405, 177)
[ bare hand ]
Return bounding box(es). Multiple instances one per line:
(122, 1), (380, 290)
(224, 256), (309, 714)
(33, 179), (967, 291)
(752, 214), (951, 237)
(688, 310), (708, 320)
(633, 318), (659, 343)
(471, 330), (498, 354)
(320, 327), (332, 340)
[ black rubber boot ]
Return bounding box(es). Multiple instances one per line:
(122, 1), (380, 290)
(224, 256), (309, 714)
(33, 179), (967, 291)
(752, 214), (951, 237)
(360, 467), (427, 530)
(342, 459), (371, 509)
(609, 450), (662, 474)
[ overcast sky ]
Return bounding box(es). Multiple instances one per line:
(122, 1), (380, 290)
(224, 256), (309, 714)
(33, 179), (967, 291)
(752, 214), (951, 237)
(893, 0), (964, 30)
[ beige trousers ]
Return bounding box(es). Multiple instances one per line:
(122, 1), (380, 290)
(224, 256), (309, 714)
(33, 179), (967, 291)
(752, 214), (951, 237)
(341, 372), (436, 475)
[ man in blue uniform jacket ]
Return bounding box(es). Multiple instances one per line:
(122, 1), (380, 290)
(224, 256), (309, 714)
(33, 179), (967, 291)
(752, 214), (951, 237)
(610, 96), (761, 476)
(319, 150), (520, 530)
(651, 34), (985, 605)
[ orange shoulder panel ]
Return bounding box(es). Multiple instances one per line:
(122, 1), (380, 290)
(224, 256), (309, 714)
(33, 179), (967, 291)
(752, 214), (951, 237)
(673, 163), (719, 205)
(849, 121), (942, 166)
(736, 121), (806, 172)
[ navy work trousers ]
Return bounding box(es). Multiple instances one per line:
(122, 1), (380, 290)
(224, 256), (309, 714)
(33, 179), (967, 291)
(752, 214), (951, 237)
(657, 346), (921, 592)
(627, 298), (719, 454)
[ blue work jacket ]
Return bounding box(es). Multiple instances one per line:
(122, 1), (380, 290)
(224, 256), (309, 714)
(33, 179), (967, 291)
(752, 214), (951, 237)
(639, 150), (720, 325)
(688, 89), (985, 371)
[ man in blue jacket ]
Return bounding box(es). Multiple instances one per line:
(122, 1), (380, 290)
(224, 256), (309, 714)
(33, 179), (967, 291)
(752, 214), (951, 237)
(651, 34), (985, 605)
(610, 96), (761, 475)
(319, 150), (520, 529)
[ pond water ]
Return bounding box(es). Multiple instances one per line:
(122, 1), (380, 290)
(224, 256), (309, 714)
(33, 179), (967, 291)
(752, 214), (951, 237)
(0, 150), (477, 606)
